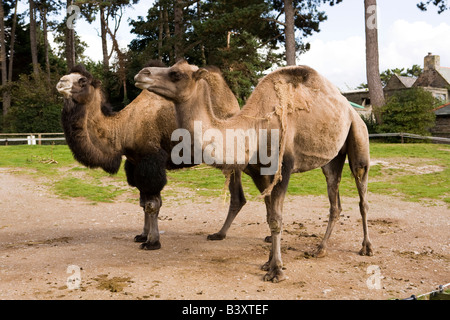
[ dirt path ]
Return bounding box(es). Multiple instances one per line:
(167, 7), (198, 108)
(0, 172), (448, 300)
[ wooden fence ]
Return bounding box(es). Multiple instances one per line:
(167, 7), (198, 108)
(1, 132), (449, 145)
(369, 133), (450, 144)
(0, 133), (65, 145)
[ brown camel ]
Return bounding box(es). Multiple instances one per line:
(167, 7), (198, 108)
(135, 60), (372, 282)
(56, 64), (248, 250)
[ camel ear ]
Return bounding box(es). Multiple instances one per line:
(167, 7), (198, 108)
(78, 76), (88, 88)
(193, 68), (209, 81)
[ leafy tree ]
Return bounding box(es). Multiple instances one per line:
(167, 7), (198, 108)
(4, 69), (62, 133)
(129, 0), (281, 104)
(417, 0), (449, 13)
(269, 0), (343, 65)
(378, 88), (438, 137)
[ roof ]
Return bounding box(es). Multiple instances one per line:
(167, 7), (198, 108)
(396, 75), (417, 88)
(437, 67), (450, 85)
(433, 102), (450, 116)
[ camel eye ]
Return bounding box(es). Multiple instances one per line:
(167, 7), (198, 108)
(169, 71), (184, 82)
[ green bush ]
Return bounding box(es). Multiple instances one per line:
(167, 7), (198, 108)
(3, 71), (63, 133)
(378, 88), (437, 137)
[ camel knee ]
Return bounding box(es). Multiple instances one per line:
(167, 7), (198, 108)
(145, 199), (161, 215)
(359, 201), (369, 214)
(329, 206), (342, 220)
(268, 217), (282, 233)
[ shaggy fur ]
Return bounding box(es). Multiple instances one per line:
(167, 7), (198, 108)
(61, 97), (122, 174)
(124, 150), (168, 195)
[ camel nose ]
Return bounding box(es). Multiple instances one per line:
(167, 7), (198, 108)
(56, 80), (69, 91)
(135, 68), (151, 80)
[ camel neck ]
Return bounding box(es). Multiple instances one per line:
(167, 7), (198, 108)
(61, 89), (123, 174)
(175, 80), (219, 133)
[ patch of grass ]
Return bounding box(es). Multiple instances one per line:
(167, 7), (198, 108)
(0, 145), (75, 176)
(54, 176), (124, 203)
(0, 145), (127, 203)
(1, 143), (449, 205)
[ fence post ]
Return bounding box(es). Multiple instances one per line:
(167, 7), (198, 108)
(38, 133), (42, 145)
(401, 133), (404, 144)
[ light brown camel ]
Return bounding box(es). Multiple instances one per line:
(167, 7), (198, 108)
(56, 64), (248, 250)
(135, 60), (372, 282)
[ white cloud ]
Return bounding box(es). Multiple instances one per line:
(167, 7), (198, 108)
(298, 36), (366, 91)
(380, 20), (450, 71)
(298, 20), (450, 91)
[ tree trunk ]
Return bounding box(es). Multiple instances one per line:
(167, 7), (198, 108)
(65, 0), (76, 70)
(158, 5), (163, 60)
(0, 0), (8, 116)
(364, 0), (385, 123)
(162, 5), (173, 64)
(40, 6), (51, 81)
(105, 23), (127, 105)
(100, 5), (109, 73)
(8, 0), (17, 83)
(29, 0), (39, 76)
(173, 0), (184, 61)
(284, 0), (296, 66)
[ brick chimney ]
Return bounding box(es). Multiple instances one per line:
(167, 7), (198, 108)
(424, 53), (440, 71)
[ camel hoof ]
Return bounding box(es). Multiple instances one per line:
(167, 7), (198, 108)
(264, 235), (272, 243)
(263, 269), (286, 283)
(140, 241), (161, 250)
(312, 246), (327, 258)
(359, 245), (374, 257)
(134, 234), (147, 243)
(207, 233), (226, 241)
(260, 261), (270, 272)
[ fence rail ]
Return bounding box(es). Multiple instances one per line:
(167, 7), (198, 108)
(0, 133), (65, 145)
(369, 132), (450, 144)
(1, 132), (450, 145)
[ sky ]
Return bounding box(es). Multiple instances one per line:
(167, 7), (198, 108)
(20, 0), (450, 91)
(298, 0), (450, 90)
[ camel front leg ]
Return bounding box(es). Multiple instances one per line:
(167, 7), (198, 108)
(208, 170), (247, 240)
(261, 162), (292, 283)
(135, 193), (162, 250)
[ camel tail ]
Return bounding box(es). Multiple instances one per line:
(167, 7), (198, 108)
(347, 113), (370, 180)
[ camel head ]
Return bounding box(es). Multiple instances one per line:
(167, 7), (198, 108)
(134, 60), (208, 102)
(56, 65), (100, 104)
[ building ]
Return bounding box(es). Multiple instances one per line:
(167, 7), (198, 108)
(431, 102), (450, 138)
(342, 53), (450, 136)
(344, 53), (450, 106)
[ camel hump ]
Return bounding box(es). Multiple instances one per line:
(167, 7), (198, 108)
(272, 65), (319, 88)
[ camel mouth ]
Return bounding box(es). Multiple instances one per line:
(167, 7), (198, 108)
(56, 80), (73, 98)
(135, 81), (152, 90)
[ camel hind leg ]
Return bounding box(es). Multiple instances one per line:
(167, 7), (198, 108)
(313, 151), (346, 258)
(347, 117), (373, 257)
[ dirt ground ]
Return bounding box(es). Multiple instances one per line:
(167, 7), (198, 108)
(0, 171), (448, 300)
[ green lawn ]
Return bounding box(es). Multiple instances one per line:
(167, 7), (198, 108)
(0, 143), (449, 205)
